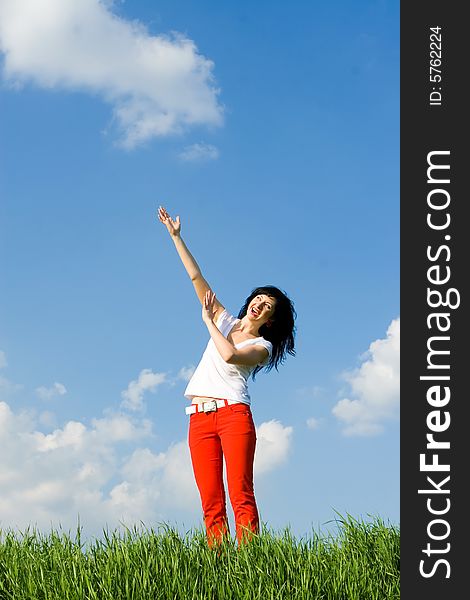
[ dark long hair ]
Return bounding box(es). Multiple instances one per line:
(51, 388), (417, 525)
(238, 285), (296, 380)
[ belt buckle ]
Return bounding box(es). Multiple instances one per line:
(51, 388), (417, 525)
(203, 400), (217, 413)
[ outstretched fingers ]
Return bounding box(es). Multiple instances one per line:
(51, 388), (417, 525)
(203, 290), (217, 311)
(202, 290), (217, 323)
(158, 206), (169, 222)
(157, 206), (181, 236)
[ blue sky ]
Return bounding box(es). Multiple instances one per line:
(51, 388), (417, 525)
(0, 0), (399, 539)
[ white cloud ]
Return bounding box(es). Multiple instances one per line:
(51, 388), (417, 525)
(38, 410), (58, 428)
(0, 399), (185, 534)
(177, 365), (195, 382)
(178, 142), (219, 162)
(254, 420), (293, 475)
(121, 369), (166, 411)
(332, 318), (400, 436)
(0, 0), (223, 148)
(115, 442), (199, 520)
(306, 417), (321, 430)
(0, 397), (294, 536)
(34, 420), (87, 452)
(0, 351), (293, 536)
(36, 381), (67, 400)
(91, 412), (152, 443)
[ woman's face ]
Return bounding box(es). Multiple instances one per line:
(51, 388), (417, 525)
(247, 294), (277, 325)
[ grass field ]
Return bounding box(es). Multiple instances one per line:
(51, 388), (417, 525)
(0, 515), (399, 599)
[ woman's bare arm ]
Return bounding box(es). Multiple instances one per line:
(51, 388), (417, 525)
(202, 291), (268, 366)
(158, 206), (225, 319)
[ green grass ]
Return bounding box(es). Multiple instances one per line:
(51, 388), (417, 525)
(0, 515), (399, 600)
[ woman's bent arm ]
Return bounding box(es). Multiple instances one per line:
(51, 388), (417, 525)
(205, 318), (268, 366)
(202, 291), (268, 367)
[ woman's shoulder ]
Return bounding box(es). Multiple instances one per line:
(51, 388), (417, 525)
(217, 308), (235, 323)
(216, 309), (239, 332)
(257, 336), (273, 350)
(245, 336), (273, 354)
(252, 337), (273, 366)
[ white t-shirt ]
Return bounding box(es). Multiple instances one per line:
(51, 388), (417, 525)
(184, 309), (273, 405)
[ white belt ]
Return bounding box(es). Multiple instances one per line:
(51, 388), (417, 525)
(185, 399), (235, 415)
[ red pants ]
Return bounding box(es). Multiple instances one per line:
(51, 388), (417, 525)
(188, 401), (259, 546)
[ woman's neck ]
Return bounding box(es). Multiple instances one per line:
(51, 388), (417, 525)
(238, 316), (261, 337)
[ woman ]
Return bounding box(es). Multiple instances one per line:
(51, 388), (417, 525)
(158, 206), (296, 546)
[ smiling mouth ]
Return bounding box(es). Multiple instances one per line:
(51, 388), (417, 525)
(250, 307), (260, 317)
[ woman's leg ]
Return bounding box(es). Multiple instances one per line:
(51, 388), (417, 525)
(218, 404), (259, 545)
(188, 412), (229, 546)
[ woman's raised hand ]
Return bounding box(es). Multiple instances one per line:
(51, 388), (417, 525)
(202, 290), (218, 324)
(158, 206), (181, 238)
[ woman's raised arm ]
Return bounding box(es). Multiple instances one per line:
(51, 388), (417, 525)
(157, 206), (225, 319)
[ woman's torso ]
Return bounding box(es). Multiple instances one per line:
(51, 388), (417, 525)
(188, 311), (270, 405)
